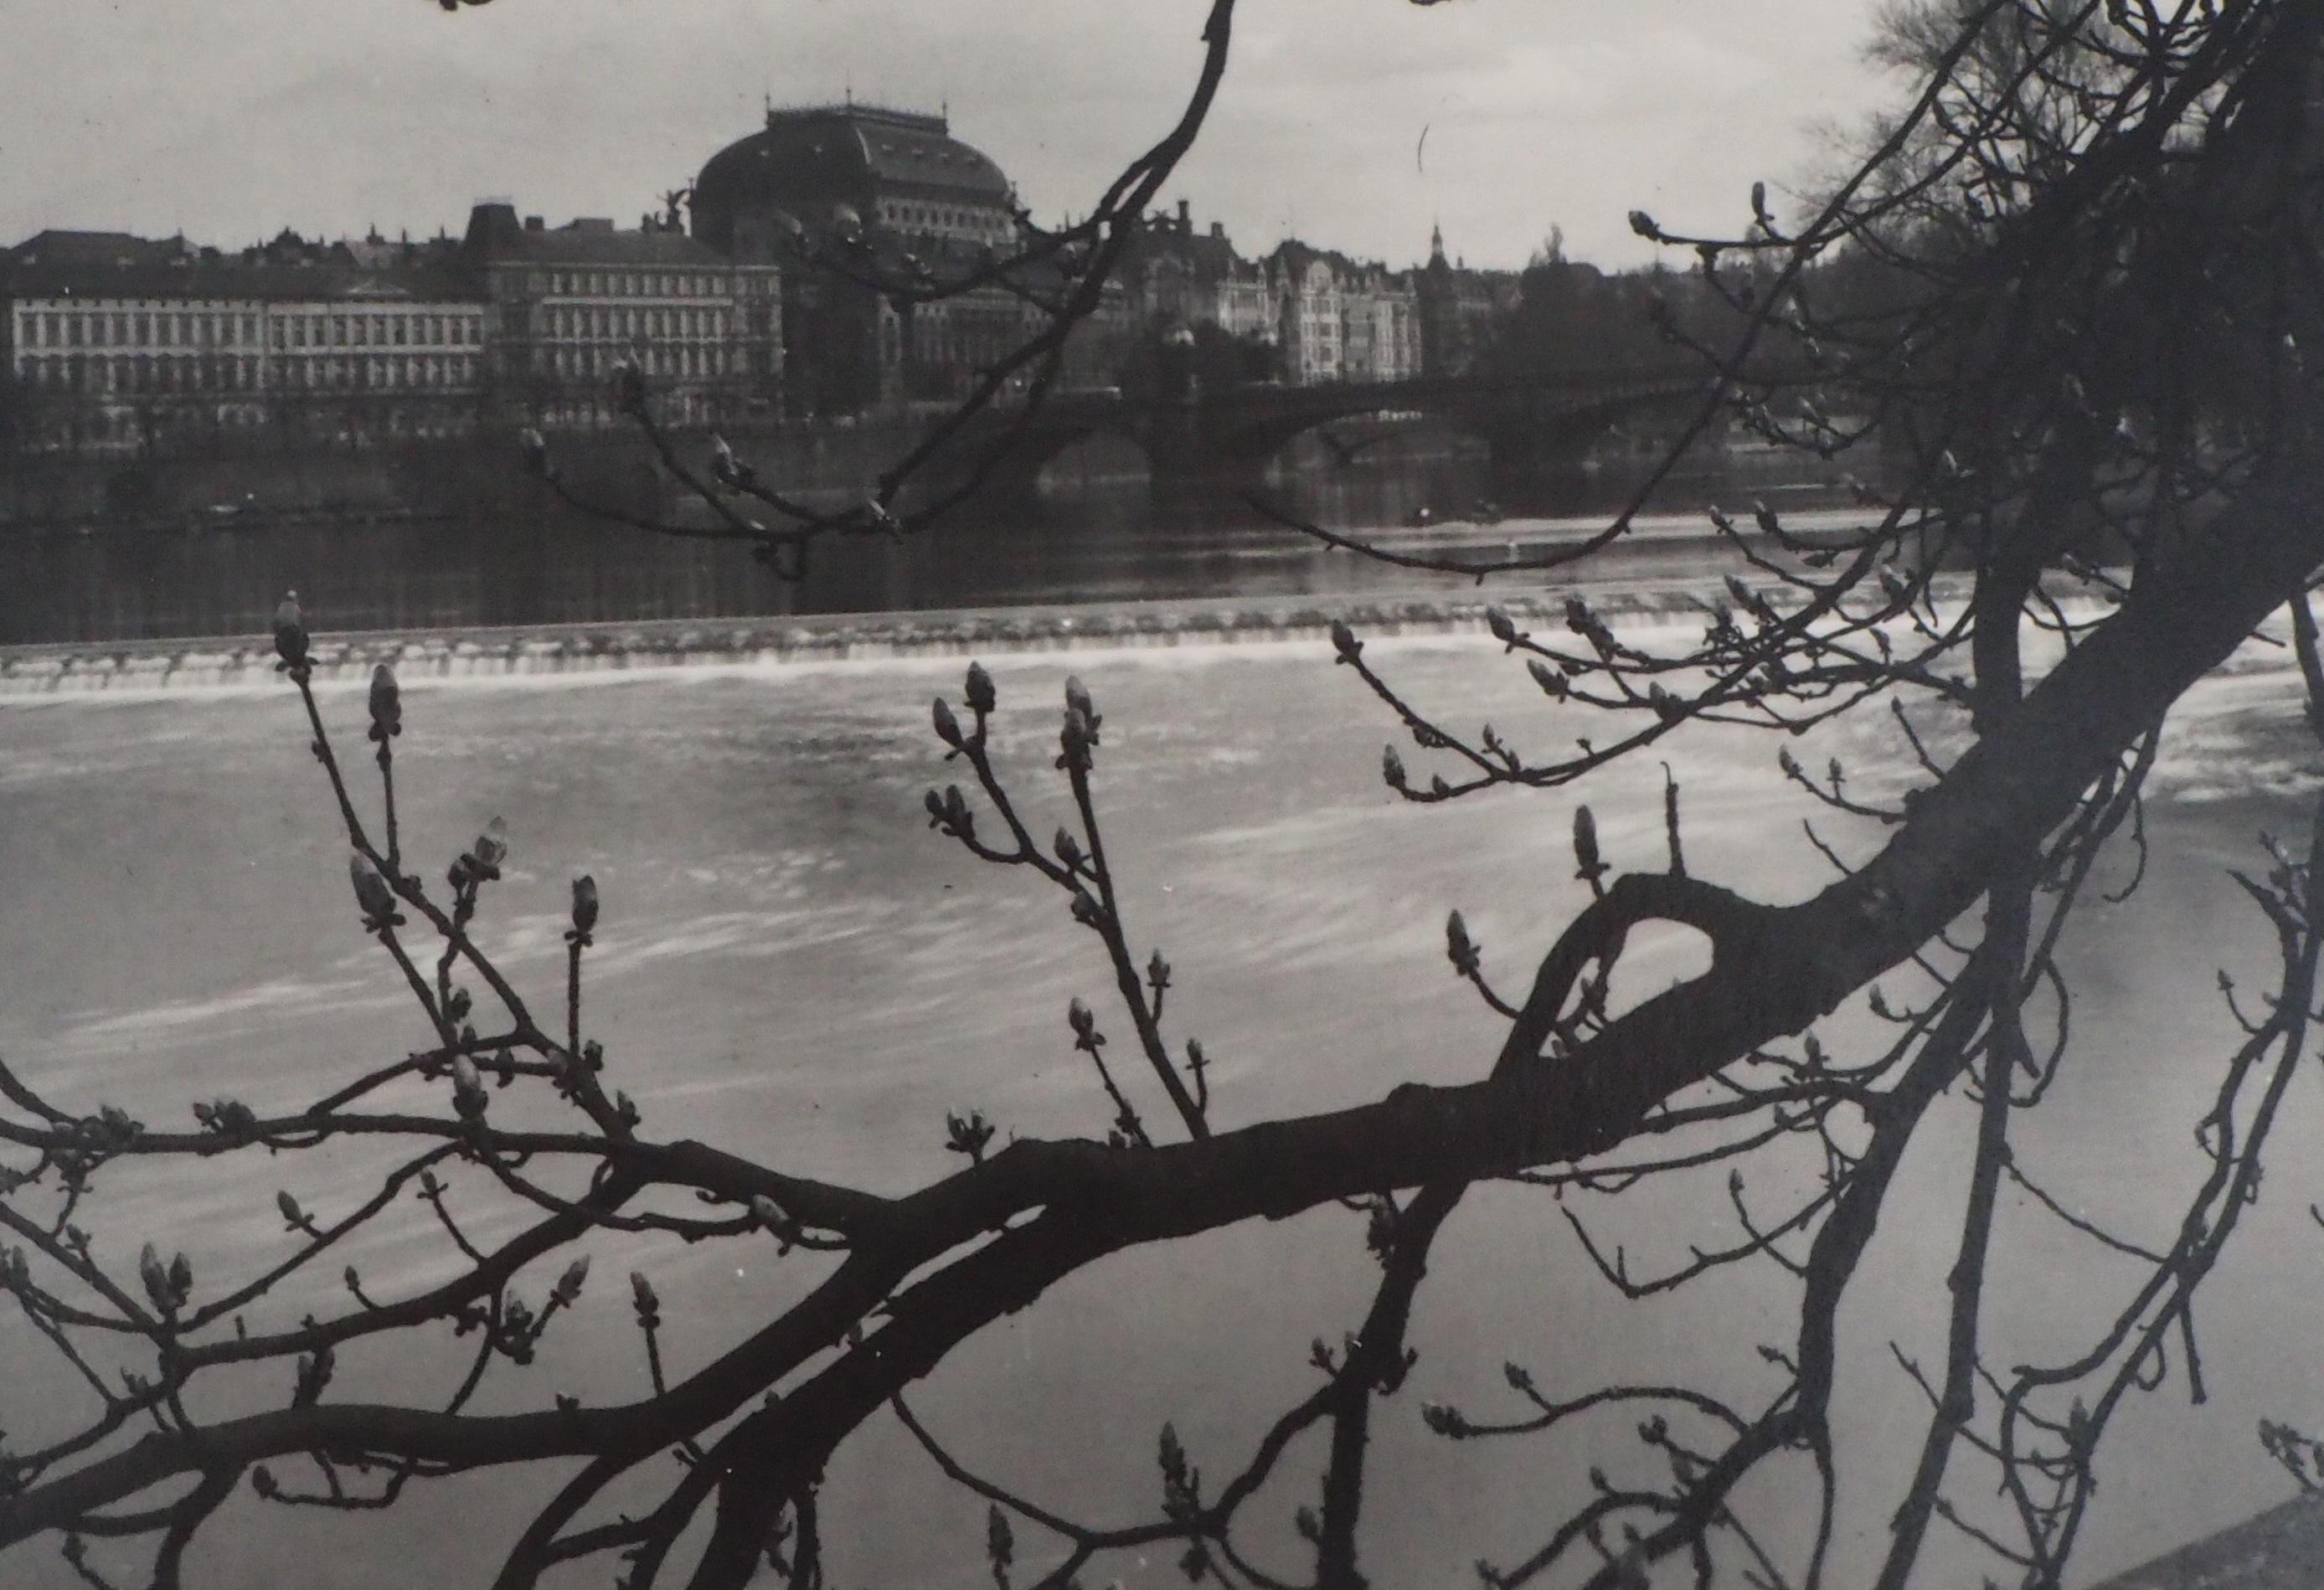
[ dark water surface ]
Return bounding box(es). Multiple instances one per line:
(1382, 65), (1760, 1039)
(2, 616), (2318, 1588)
(2, 450), (1855, 646)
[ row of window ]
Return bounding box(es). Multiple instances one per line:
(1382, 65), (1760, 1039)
(542, 304), (732, 342)
(17, 352), (481, 394)
(875, 199), (1008, 239)
(278, 313), (481, 350)
(533, 345), (733, 380)
(523, 268), (766, 300)
(15, 307), (482, 354)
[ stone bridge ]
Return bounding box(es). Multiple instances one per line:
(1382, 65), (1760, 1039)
(956, 364), (1723, 507)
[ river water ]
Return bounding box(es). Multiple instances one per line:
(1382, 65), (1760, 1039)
(0, 445), (1853, 646)
(3, 579), (2322, 1587)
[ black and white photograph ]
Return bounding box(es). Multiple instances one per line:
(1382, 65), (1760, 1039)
(6, 2), (2324, 1585)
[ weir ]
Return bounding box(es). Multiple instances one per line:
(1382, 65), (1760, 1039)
(0, 588), (1752, 699)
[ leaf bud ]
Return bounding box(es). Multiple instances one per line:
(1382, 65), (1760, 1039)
(1063, 675), (1100, 740)
(1068, 997), (1100, 1042)
(1573, 805), (1605, 882)
(554, 1255), (590, 1304)
(1484, 605), (1518, 646)
(348, 853), (397, 927)
(470, 816), (509, 877)
(273, 591), (308, 668)
(1527, 659), (1567, 698)
(367, 664), (402, 740)
(942, 785), (975, 841)
(276, 1191), (304, 1228)
(750, 1194), (786, 1232)
(963, 661), (997, 714)
(1382, 744), (1407, 790)
(1445, 909), (1479, 976)
(930, 696), (964, 748)
(1054, 826), (1084, 868)
(569, 875), (599, 938)
(139, 1243), (169, 1312)
(1329, 619), (1363, 663)
(630, 1270), (659, 1320)
(451, 1054), (486, 1118)
(1059, 706), (1094, 771)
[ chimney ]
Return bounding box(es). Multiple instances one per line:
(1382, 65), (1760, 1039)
(524, 215), (545, 232)
(1210, 221), (1225, 239)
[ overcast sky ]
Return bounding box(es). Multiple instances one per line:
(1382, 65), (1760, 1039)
(2, 0), (1903, 272)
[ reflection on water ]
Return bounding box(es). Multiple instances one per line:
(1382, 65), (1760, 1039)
(1, 445), (1857, 645)
(0, 626), (2319, 1588)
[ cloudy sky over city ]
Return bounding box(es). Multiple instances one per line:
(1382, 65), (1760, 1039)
(3, 0), (1899, 270)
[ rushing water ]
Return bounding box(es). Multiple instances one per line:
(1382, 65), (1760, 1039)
(1, 611), (2320, 1589)
(0, 445), (1856, 646)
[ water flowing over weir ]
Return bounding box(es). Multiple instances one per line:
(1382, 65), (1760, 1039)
(0, 586), (1751, 699)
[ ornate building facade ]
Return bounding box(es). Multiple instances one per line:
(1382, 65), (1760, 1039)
(692, 102), (1038, 414)
(460, 203), (780, 430)
(3, 232), (487, 454)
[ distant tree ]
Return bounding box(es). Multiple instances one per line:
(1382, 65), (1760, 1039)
(6, 3), (2324, 1589)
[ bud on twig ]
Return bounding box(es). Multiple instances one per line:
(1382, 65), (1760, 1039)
(1528, 659), (1567, 699)
(569, 876), (599, 942)
(1330, 620), (1363, 664)
(942, 785), (975, 841)
(1059, 706), (1095, 772)
(1064, 676), (1100, 743)
(630, 1271), (660, 1325)
(1068, 997), (1102, 1048)
(348, 853), (399, 929)
(451, 1054), (487, 1119)
(273, 590), (307, 670)
(964, 661), (997, 715)
(1382, 744), (1407, 790)
(1054, 826), (1085, 869)
(1485, 605), (1518, 646)
(1574, 805), (1607, 887)
(553, 1255), (590, 1305)
(367, 665), (401, 742)
(1446, 909), (1479, 977)
(139, 1243), (170, 1313)
(931, 696), (964, 749)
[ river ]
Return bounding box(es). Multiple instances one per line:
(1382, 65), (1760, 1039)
(0, 443), (1858, 646)
(2, 536), (2320, 1587)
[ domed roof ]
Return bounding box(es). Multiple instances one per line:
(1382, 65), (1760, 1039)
(694, 104), (1012, 252)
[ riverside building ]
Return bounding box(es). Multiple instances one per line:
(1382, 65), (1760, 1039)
(459, 203), (781, 430)
(691, 101), (1032, 414)
(2, 231), (487, 455)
